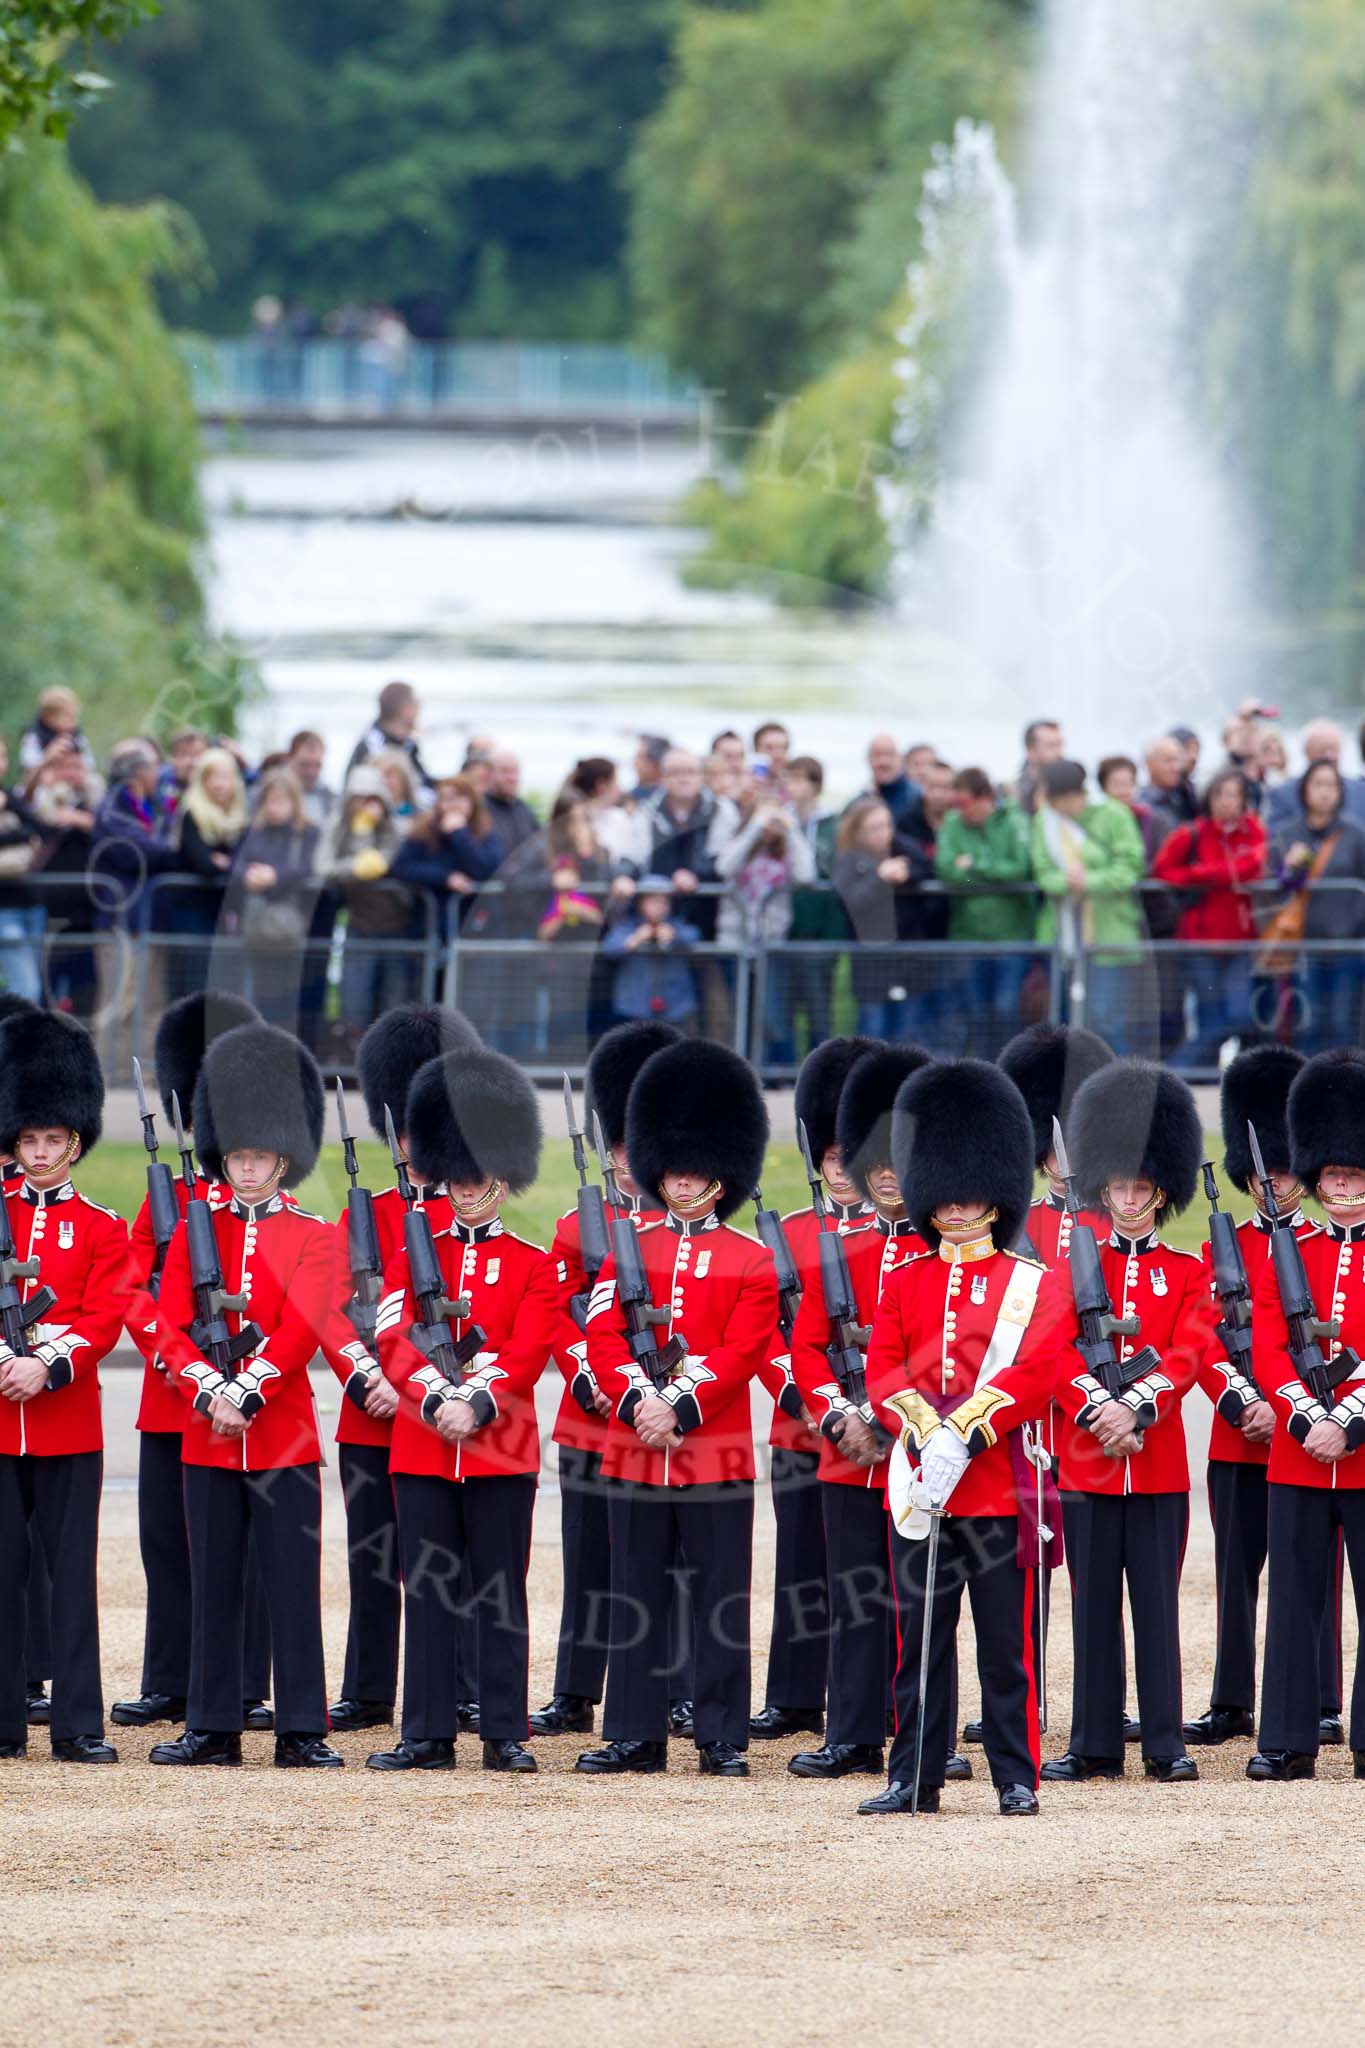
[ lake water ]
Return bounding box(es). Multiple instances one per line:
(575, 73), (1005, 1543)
(201, 424), (1169, 797)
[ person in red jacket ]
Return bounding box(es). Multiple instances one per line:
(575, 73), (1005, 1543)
(531, 1019), (680, 1740)
(1249, 1048), (1365, 1780)
(1041, 1061), (1215, 1786)
(858, 1060), (1078, 1817)
(576, 1040), (777, 1778)
(368, 1048), (554, 1775)
(750, 1034), (878, 1746)
(1151, 767), (1266, 1067)
(150, 1024), (342, 1770)
(0, 990), (54, 1733)
(788, 1042), (932, 1780)
(0, 1009), (128, 1763)
(111, 989), (274, 1734)
(1186, 1047), (1343, 1749)
(320, 1002), (478, 1735)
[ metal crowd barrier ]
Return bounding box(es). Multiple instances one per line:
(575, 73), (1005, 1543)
(5, 867), (1365, 1083)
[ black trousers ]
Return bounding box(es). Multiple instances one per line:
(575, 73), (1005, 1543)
(24, 1523), (51, 1683)
(339, 1443), (401, 1707)
(764, 1448), (827, 1712)
(550, 1446), (695, 1703)
(0, 1451), (104, 1744)
(137, 1429), (272, 1700)
(394, 1471), (535, 1744)
(888, 1513), (1036, 1790)
(1208, 1461), (1343, 1714)
(184, 1462), (325, 1735)
(1260, 1484), (1365, 1756)
(1061, 1490), (1188, 1762)
(822, 1482), (892, 1746)
(603, 1480), (753, 1749)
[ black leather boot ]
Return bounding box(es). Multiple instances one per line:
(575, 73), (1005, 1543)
(857, 1781), (940, 1815)
(483, 1740), (537, 1773)
(575, 1739), (667, 1774)
(787, 1742), (883, 1778)
(111, 1692), (186, 1728)
(529, 1694), (595, 1737)
(365, 1738), (455, 1771)
(327, 1699), (393, 1732)
(149, 1729), (242, 1767)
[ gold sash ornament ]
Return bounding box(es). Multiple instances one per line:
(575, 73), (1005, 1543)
(888, 1259), (1047, 1537)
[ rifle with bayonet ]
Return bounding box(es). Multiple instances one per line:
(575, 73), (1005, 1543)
(1250, 1121), (1360, 1442)
(0, 1168), (55, 1360)
(384, 1106), (486, 1402)
(1201, 1158), (1264, 1422)
(170, 1090), (196, 1195)
(183, 1172), (264, 1410)
(134, 1056), (179, 1301)
(592, 1108), (685, 1393)
(337, 1079), (382, 1358)
(796, 1117), (889, 1449)
(1052, 1115), (1161, 1440)
(564, 1073), (610, 1334)
(752, 1187), (801, 1345)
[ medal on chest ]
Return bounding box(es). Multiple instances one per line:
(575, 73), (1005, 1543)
(59, 1218), (75, 1251)
(1150, 1266), (1167, 1297)
(970, 1272), (988, 1305)
(485, 1257), (501, 1285)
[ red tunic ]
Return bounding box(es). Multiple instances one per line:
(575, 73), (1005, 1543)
(378, 1218), (556, 1482)
(1026, 1196), (1111, 1272)
(586, 1215), (778, 1488)
(319, 1183), (453, 1449)
(0, 1180), (129, 1458)
(791, 1217), (925, 1491)
(756, 1205), (877, 1455)
(127, 1176), (227, 1433)
(1196, 1212), (1314, 1467)
(546, 1200), (664, 1454)
(1053, 1234), (1215, 1496)
(156, 1195), (336, 1472)
(865, 1245), (1076, 1518)
(1255, 1224), (1365, 1491)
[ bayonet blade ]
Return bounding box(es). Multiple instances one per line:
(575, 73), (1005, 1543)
(590, 1109), (611, 1178)
(171, 1089), (188, 1154)
(384, 1104), (404, 1168)
(1201, 1159), (1218, 1205)
(335, 1076), (352, 1145)
(562, 1072), (580, 1140)
(1050, 1115), (1072, 1185)
(1247, 1121), (1269, 1193)
(133, 1056), (151, 1124)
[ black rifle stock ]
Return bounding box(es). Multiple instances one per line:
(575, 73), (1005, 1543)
(382, 1104), (486, 1396)
(753, 1189), (802, 1345)
(564, 1073), (610, 1336)
(1201, 1160), (1262, 1419)
(185, 1195), (263, 1409)
(1051, 1117), (1160, 1433)
(0, 1187), (54, 1359)
(609, 1208), (685, 1393)
(796, 1118), (888, 1448)
(1249, 1122), (1359, 1441)
(134, 1059), (179, 1300)
(337, 1080), (382, 1357)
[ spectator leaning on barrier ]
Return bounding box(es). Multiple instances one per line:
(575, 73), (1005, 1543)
(163, 747), (249, 1001)
(1152, 767), (1266, 1067)
(17, 686), (100, 785)
(935, 769), (1034, 941)
(1098, 753), (1163, 865)
(602, 874), (701, 1028)
(1031, 759), (1145, 1049)
(831, 796), (919, 1039)
(92, 740), (179, 924)
(230, 768), (321, 1025)
(346, 680), (435, 808)
(1268, 760), (1365, 1050)
(782, 754), (842, 1055)
(1138, 734), (1192, 844)
(859, 731), (919, 830)
(321, 766), (416, 1023)
(0, 735), (46, 1003)
(625, 747), (735, 939)
(156, 728), (207, 821)
(391, 773), (504, 938)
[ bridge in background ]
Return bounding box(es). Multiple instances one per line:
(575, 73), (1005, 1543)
(181, 336), (702, 432)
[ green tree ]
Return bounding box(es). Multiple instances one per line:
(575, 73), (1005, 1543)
(0, 0), (155, 143)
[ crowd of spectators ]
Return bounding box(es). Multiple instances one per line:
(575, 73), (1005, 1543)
(4, 682), (1365, 1070)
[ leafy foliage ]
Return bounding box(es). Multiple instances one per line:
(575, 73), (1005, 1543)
(0, 0), (155, 143)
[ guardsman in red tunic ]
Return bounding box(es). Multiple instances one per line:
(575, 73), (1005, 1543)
(150, 1025), (342, 1769)
(319, 1003), (477, 1736)
(0, 989), (54, 1733)
(368, 1048), (556, 1774)
(1249, 1048), (1365, 1780)
(1040, 1061), (1215, 1786)
(577, 1040), (777, 1778)
(0, 1010), (128, 1762)
(858, 1060), (1077, 1817)
(788, 1043), (931, 1780)
(1185, 1047), (1342, 1750)
(531, 1020), (678, 1741)
(111, 990), (275, 1733)
(750, 1035), (877, 1746)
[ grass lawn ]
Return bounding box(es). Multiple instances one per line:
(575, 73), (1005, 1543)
(75, 1136), (1230, 1256)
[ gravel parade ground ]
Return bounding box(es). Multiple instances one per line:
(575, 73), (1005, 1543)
(5, 1375), (1357, 2047)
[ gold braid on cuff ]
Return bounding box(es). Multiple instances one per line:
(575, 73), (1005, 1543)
(942, 1384), (1013, 1451)
(884, 1388), (943, 1451)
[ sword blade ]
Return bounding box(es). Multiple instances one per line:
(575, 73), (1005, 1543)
(911, 1510), (941, 1816)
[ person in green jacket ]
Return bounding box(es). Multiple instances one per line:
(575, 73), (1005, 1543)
(935, 768), (1038, 1049)
(1030, 759), (1147, 1051)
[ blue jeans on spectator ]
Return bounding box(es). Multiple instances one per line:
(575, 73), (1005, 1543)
(857, 996), (909, 1040)
(1171, 951), (1252, 1068)
(0, 905), (45, 1004)
(1305, 957), (1364, 1053)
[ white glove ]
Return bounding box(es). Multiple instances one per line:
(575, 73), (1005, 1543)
(917, 1430), (971, 1511)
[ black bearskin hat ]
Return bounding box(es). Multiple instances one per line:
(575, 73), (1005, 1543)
(357, 1003), (481, 1140)
(1289, 1049), (1365, 1185)
(835, 1044), (934, 1201)
(793, 1034), (881, 1166)
(998, 1022), (1114, 1168)
(892, 1059), (1034, 1250)
(624, 1040), (768, 1223)
(585, 1020), (682, 1151)
(407, 1047), (542, 1195)
(0, 992), (37, 1029)
(193, 1024), (325, 1188)
(1220, 1044), (1305, 1192)
(0, 1009), (103, 1159)
(1069, 1060), (1201, 1216)
(154, 991), (261, 1125)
